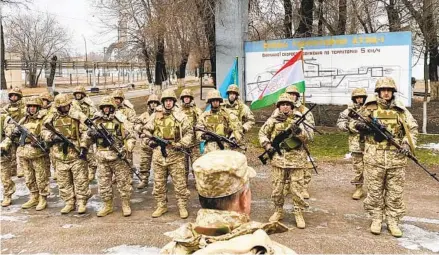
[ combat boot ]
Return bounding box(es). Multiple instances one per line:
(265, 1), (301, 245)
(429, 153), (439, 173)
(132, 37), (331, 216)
(387, 219), (403, 237)
(178, 205), (188, 219)
(294, 211), (306, 229)
(77, 200), (87, 214)
(22, 193), (39, 209)
(97, 200), (113, 217)
(269, 207), (284, 222)
(35, 196), (47, 211)
(370, 219), (382, 235)
(136, 180), (148, 189)
(151, 204), (168, 218)
(121, 199), (131, 217)
(1, 196), (12, 207)
(61, 201), (75, 214)
(352, 185), (364, 200)
(302, 190), (310, 199)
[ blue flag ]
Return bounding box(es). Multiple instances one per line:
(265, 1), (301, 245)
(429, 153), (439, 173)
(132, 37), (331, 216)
(205, 58), (238, 112)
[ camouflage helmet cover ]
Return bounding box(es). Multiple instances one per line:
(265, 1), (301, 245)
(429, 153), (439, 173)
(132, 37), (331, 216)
(73, 85), (87, 95)
(111, 89), (125, 99)
(26, 96), (43, 107)
(54, 94), (72, 108)
(226, 84), (239, 95)
(285, 85), (300, 95)
(160, 89), (177, 102)
(276, 93), (294, 107)
(99, 96), (117, 109)
(375, 77), (397, 92)
(179, 89), (194, 99)
(206, 89), (223, 103)
(8, 87), (23, 97)
(147, 94), (160, 104)
(351, 88), (367, 98)
(40, 92), (54, 102)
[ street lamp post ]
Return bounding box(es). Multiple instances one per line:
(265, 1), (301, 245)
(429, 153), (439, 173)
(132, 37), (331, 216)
(82, 34), (88, 86)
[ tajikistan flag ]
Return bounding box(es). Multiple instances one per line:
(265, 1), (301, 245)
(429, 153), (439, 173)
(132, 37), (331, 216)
(250, 50), (305, 110)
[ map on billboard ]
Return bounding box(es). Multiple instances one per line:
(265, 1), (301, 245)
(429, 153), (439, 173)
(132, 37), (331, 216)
(244, 32), (412, 106)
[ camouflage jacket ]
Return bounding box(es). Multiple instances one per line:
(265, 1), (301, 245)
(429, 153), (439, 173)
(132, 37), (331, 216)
(196, 107), (243, 152)
(222, 100), (255, 133)
(0, 113), (14, 154)
(271, 101), (315, 140)
(2, 100), (26, 122)
(362, 96), (418, 168)
(336, 103), (365, 153)
(72, 97), (97, 119)
(42, 110), (89, 162)
(88, 112), (136, 162)
(161, 209), (294, 254)
(117, 100), (136, 122)
(133, 108), (155, 148)
(259, 110), (312, 169)
(16, 111), (48, 160)
(180, 102), (203, 146)
(141, 107), (193, 164)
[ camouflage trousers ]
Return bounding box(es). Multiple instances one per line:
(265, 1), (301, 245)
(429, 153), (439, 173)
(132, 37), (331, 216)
(351, 152), (364, 186)
(271, 166), (308, 211)
(139, 145), (153, 183)
(56, 159), (90, 204)
(363, 164), (405, 222)
(152, 153), (190, 207)
(20, 156), (50, 197)
(97, 159), (132, 201)
(9, 144), (18, 176)
(0, 154), (16, 197)
(86, 147), (98, 178)
(303, 168), (312, 190)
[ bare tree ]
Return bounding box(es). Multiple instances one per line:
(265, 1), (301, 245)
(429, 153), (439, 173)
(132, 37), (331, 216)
(6, 12), (70, 87)
(283, 0), (293, 37)
(295, 0), (314, 37)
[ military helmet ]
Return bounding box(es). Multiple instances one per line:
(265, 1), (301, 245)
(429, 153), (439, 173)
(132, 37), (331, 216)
(99, 96), (117, 109)
(73, 85), (87, 95)
(351, 88), (367, 98)
(276, 93), (294, 107)
(160, 89), (177, 102)
(40, 92), (54, 102)
(54, 94), (72, 108)
(226, 84), (239, 95)
(111, 89), (125, 100)
(375, 77), (397, 92)
(179, 89), (194, 99)
(206, 89), (223, 103)
(26, 96), (43, 107)
(8, 87), (23, 98)
(147, 94), (160, 104)
(285, 85), (300, 96)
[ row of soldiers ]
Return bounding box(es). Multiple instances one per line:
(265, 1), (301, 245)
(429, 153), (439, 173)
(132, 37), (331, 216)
(1, 76), (418, 239)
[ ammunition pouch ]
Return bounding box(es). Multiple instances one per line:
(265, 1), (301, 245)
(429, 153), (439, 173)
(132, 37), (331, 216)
(279, 136), (302, 151)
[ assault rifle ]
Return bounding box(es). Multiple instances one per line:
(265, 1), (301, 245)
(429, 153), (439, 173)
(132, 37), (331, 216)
(44, 123), (81, 154)
(258, 104), (317, 168)
(195, 126), (246, 151)
(84, 118), (141, 180)
(7, 116), (48, 153)
(146, 134), (191, 158)
(349, 109), (439, 183)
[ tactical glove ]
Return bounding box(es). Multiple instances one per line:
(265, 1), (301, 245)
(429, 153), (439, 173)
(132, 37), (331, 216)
(397, 143), (411, 156)
(79, 147), (88, 160)
(292, 126), (302, 135)
(148, 140), (158, 148)
(355, 122), (371, 132)
(51, 136), (64, 144)
(87, 129), (101, 139)
(11, 128), (21, 138)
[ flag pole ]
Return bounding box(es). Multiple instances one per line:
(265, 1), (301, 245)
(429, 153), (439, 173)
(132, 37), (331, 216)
(300, 47), (305, 105)
(235, 56), (238, 85)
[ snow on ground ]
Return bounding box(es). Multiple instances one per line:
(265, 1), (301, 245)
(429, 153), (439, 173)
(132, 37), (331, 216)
(0, 234), (16, 240)
(344, 152), (352, 160)
(0, 215), (28, 222)
(398, 224), (439, 252)
(104, 245), (161, 255)
(419, 143), (439, 151)
(402, 216), (439, 225)
(87, 195), (103, 212)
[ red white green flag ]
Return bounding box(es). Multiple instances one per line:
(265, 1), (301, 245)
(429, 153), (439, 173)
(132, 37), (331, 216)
(250, 50), (305, 110)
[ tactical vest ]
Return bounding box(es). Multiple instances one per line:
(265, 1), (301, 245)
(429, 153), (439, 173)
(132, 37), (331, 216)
(53, 115), (80, 143)
(205, 111), (228, 136)
(273, 115), (302, 151)
(95, 118), (123, 148)
(368, 104), (404, 149)
(153, 113), (179, 140)
(22, 116), (42, 144)
(181, 106), (197, 126)
(225, 102), (243, 121)
(6, 102), (25, 122)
